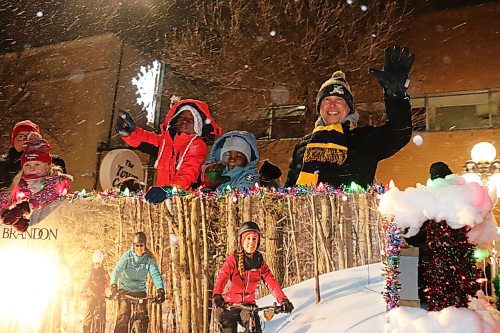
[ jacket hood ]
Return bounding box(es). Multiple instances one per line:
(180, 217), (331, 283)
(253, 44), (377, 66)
(206, 131), (259, 168)
(160, 99), (222, 139)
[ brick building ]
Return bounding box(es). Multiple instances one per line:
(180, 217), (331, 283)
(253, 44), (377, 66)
(0, 3), (498, 192)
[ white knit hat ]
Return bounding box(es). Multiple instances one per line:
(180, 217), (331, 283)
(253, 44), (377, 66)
(171, 105), (203, 136)
(220, 136), (252, 162)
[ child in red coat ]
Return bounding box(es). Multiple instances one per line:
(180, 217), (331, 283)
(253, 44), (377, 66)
(115, 99), (222, 204)
(0, 134), (71, 232)
(212, 221), (294, 333)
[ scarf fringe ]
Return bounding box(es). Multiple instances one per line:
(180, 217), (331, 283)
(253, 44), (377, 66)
(303, 146), (347, 165)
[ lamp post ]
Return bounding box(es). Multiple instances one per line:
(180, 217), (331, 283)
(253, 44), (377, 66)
(462, 142), (500, 302)
(462, 142), (500, 197)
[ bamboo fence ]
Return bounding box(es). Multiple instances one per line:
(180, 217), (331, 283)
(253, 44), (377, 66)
(14, 192), (385, 332)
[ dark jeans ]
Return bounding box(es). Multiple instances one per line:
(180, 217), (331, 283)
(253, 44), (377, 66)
(114, 291), (148, 333)
(83, 297), (106, 333)
(215, 306), (262, 333)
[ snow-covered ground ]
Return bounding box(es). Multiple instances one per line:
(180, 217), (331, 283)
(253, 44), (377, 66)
(256, 263), (500, 333)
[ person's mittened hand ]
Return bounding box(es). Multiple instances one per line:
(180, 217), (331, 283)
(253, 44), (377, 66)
(144, 187), (169, 205)
(369, 45), (415, 97)
(280, 299), (294, 313)
(13, 217), (30, 233)
(115, 109), (136, 137)
(1, 201), (30, 225)
(259, 160), (282, 181)
(155, 289), (166, 304)
(109, 284), (118, 298)
(1, 210), (20, 225)
(201, 163), (230, 189)
(213, 294), (225, 308)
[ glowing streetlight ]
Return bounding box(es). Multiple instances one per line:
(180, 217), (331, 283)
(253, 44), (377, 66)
(463, 142), (500, 198)
(471, 142), (496, 163)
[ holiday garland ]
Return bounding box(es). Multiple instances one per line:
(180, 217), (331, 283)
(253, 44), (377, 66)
(66, 182), (388, 202)
(493, 274), (500, 311)
(420, 221), (479, 311)
(381, 218), (404, 311)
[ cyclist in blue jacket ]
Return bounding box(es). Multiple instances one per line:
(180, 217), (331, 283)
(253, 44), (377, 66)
(110, 232), (165, 333)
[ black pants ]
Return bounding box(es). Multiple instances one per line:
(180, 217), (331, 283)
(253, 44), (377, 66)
(114, 291), (148, 333)
(215, 306), (262, 333)
(83, 297), (106, 332)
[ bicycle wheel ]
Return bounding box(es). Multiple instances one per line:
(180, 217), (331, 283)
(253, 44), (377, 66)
(130, 319), (143, 333)
(95, 316), (105, 333)
(89, 315), (103, 333)
(89, 317), (96, 333)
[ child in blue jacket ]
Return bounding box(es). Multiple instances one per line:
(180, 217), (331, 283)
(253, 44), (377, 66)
(202, 131), (260, 191)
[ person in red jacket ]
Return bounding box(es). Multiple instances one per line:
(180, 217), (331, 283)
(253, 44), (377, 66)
(212, 221), (294, 333)
(115, 99), (222, 204)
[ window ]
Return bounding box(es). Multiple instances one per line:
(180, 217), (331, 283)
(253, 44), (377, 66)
(246, 105), (308, 139)
(426, 90), (499, 131)
(355, 90), (500, 131)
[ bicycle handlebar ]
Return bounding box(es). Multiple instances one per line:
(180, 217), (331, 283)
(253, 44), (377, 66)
(225, 302), (286, 314)
(111, 292), (157, 304)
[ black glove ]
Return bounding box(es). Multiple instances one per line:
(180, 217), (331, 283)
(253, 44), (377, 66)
(1, 201), (30, 225)
(118, 177), (145, 193)
(115, 109), (136, 137)
(280, 299), (294, 313)
(144, 187), (170, 205)
(259, 160), (282, 188)
(155, 289), (165, 304)
(213, 294), (225, 308)
(369, 45), (415, 97)
(109, 284), (118, 298)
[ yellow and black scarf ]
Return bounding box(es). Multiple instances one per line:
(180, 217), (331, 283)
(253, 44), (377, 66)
(296, 121), (356, 186)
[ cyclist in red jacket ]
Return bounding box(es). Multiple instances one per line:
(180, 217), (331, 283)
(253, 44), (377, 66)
(212, 221), (294, 333)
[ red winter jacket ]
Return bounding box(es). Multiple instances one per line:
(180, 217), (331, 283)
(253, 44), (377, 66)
(213, 252), (288, 305)
(122, 99), (222, 189)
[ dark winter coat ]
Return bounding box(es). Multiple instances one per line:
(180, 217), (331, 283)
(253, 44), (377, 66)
(0, 147), (67, 190)
(213, 252), (287, 304)
(82, 266), (109, 298)
(284, 94), (412, 188)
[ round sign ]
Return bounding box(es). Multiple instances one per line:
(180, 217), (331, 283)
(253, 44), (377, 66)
(99, 149), (145, 190)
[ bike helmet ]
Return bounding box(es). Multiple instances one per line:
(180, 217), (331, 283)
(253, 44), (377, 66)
(133, 231), (147, 245)
(238, 221), (261, 249)
(237, 221), (261, 237)
(92, 250), (104, 264)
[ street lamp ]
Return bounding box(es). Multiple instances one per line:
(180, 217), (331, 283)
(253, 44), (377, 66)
(462, 142), (500, 197)
(463, 142), (500, 301)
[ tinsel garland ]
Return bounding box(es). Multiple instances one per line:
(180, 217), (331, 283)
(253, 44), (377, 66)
(381, 218), (404, 311)
(66, 182), (388, 202)
(420, 220), (479, 311)
(492, 274), (500, 310)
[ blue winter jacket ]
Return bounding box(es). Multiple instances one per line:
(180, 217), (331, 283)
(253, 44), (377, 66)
(110, 245), (164, 292)
(204, 131), (260, 190)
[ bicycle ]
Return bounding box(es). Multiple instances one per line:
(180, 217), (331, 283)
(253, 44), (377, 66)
(115, 293), (157, 333)
(224, 302), (286, 333)
(88, 298), (106, 333)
